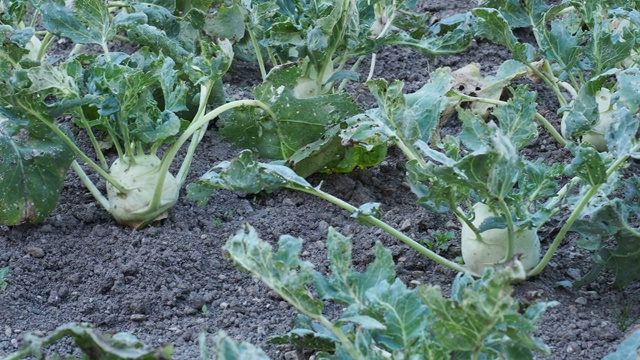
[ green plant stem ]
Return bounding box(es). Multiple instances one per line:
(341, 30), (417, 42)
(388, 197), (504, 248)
(454, 206), (487, 246)
(71, 161), (110, 210)
(78, 112), (109, 170)
(176, 82), (215, 185)
(37, 32), (54, 62)
(21, 105), (126, 193)
(150, 99), (277, 211)
(366, 0), (397, 82)
(528, 147), (638, 277)
(456, 93), (567, 146)
(338, 55), (364, 92)
(496, 197), (515, 263)
(247, 28), (268, 81)
(296, 186), (474, 275)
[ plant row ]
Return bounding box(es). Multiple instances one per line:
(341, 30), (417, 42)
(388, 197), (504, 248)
(2, 0), (640, 358)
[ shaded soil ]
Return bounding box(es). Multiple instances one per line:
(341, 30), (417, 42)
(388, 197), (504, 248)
(1, 1), (640, 359)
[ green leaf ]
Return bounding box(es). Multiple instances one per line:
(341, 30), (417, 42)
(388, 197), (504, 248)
(8, 322), (172, 359)
(617, 67), (640, 114)
(132, 3), (180, 38)
(158, 56), (189, 113)
(573, 197), (640, 289)
(538, 19), (582, 73)
(342, 69), (453, 157)
(40, 0), (111, 45)
(187, 150), (314, 206)
(285, 124), (387, 177)
(564, 145), (607, 186)
(203, 4), (246, 41)
(312, 233), (395, 307)
(205, 330), (270, 360)
(605, 107), (638, 160)
(602, 328), (640, 360)
(0, 108), (74, 225)
(472, 8), (519, 50)
(224, 224), (324, 317)
(267, 314), (339, 352)
(127, 24), (191, 65)
(421, 269), (555, 358)
(365, 278), (430, 351)
(220, 63), (359, 160)
(492, 87), (538, 149)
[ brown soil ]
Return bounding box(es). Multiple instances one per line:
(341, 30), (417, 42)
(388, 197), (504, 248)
(1, 1), (639, 359)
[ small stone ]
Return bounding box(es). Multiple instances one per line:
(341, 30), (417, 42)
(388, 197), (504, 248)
(282, 198), (295, 206)
(445, 220), (459, 230)
(566, 268), (581, 280)
(219, 302), (229, 309)
(130, 314), (147, 322)
(412, 271), (424, 277)
(284, 351), (300, 360)
(279, 301), (289, 309)
(301, 251), (310, 256)
(566, 342), (580, 353)
(399, 219), (412, 231)
(4, 326), (11, 337)
(574, 296), (588, 305)
(25, 247), (45, 258)
(398, 256), (407, 262)
(11, 338), (18, 348)
(47, 291), (60, 305)
(218, 274), (227, 280)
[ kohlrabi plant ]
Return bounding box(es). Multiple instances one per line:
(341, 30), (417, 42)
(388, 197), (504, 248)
(217, 0), (474, 177)
(0, 0), (275, 228)
(189, 57), (640, 286)
(472, 0), (640, 151)
(220, 224), (556, 359)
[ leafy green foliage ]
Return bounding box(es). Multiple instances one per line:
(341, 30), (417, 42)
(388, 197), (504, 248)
(223, 224), (555, 359)
(199, 331), (270, 360)
(0, 108), (74, 225)
(220, 62), (359, 160)
(5, 322), (173, 359)
(602, 328), (640, 360)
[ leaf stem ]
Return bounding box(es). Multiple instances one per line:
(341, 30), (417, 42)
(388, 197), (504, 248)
(496, 197), (515, 263)
(247, 27), (268, 81)
(456, 92), (567, 146)
(70, 161), (110, 210)
(528, 147), (637, 277)
(296, 186), (474, 275)
(21, 105), (126, 192)
(150, 99), (276, 210)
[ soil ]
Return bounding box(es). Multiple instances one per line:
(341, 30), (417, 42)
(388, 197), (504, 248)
(1, 1), (640, 359)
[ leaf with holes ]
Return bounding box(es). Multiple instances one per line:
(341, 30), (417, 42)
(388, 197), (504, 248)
(0, 109), (74, 225)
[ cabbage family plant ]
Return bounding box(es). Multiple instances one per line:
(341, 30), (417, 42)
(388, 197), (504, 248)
(0, 0), (273, 228)
(218, 0), (474, 177)
(222, 224), (556, 359)
(190, 59), (640, 286)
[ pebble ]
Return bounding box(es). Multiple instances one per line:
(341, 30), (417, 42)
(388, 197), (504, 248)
(25, 247), (45, 258)
(574, 297), (588, 305)
(566, 268), (581, 280)
(130, 314), (147, 321)
(284, 351), (300, 360)
(399, 219), (411, 231)
(282, 198), (295, 206)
